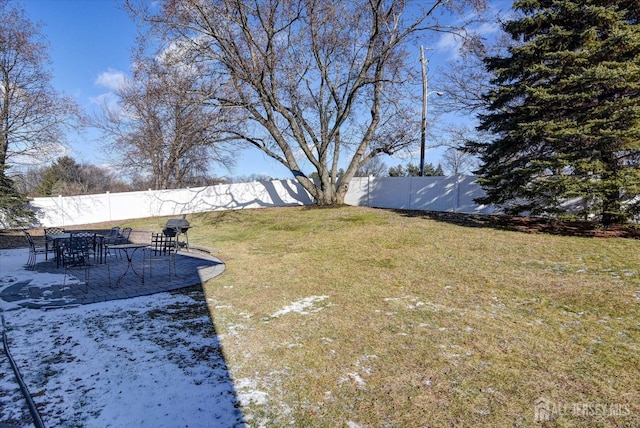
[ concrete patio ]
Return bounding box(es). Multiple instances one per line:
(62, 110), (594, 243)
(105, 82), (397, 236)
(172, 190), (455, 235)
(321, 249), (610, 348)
(0, 247), (225, 309)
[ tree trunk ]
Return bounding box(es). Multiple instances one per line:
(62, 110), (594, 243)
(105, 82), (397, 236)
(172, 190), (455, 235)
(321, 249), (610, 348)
(601, 188), (624, 226)
(296, 172), (348, 206)
(600, 150), (625, 225)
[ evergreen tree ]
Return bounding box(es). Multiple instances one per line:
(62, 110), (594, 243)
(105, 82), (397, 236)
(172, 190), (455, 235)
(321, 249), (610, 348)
(388, 164), (407, 177)
(388, 162), (444, 177)
(0, 166), (35, 228)
(469, 0), (640, 224)
(35, 156), (84, 196)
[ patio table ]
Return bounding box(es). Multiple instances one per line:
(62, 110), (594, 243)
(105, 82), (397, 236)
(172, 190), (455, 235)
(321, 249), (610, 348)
(45, 233), (71, 242)
(105, 243), (147, 287)
(45, 233), (71, 268)
(47, 233), (106, 267)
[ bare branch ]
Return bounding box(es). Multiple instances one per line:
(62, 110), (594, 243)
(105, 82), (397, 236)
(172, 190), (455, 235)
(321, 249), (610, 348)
(126, 0), (487, 203)
(0, 0), (79, 168)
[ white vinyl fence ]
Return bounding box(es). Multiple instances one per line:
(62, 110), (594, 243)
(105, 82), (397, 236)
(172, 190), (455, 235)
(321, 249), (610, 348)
(30, 179), (314, 227)
(28, 176), (493, 227)
(345, 176), (495, 214)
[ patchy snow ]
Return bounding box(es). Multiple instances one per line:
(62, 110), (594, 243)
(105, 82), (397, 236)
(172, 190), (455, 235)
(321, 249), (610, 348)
(339, 372), (366, 389)
(269, 295), (329, 318)
(235, 378), (269, 406)
(0, 249), (248, 427)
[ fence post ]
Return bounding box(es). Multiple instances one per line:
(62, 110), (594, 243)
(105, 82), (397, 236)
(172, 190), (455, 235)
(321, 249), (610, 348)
(455, 175), (460, 213)
(408, 177), (414, 210)
(58, 195), (64, 227)
(106, 191), (112, 222)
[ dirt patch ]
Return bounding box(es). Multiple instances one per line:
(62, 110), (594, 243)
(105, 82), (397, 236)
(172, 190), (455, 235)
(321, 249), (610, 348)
(394, 210), (640, 239)
(0, 230), (32, 249)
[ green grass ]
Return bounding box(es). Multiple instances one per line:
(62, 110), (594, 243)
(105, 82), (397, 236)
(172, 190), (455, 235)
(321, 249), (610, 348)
(126, 206), (640, 426)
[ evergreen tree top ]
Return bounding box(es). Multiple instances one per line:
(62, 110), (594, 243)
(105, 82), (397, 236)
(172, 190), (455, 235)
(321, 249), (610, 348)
(469, 0), (640, 224)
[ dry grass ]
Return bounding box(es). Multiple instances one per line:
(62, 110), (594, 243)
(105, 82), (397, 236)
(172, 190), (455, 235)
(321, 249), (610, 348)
(128, 206), (640, 427)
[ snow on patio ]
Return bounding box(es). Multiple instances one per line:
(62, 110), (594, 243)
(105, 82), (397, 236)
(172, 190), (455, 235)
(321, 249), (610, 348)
(0, 248), (249, 427)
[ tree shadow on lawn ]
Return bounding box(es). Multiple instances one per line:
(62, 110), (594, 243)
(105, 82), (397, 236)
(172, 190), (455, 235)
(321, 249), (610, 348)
(392, 209), (640, 239)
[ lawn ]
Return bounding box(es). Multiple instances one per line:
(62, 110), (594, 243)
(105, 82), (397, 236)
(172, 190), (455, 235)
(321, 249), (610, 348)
(128, 206), (639, 427)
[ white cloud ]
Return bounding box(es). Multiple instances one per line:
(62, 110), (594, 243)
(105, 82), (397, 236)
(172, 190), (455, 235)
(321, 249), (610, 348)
(435, 32), (462, 53)
(89, 92), (119, 111)
(435, 21), (502, 60)
(475, 22), (501, 38)
(95, 68), (127, 90)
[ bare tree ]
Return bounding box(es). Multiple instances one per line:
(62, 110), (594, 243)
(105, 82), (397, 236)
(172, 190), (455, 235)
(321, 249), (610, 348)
(437, 126), (479, 175)
(355, 155), (388, 177)
(442, 147), (475, 175)
(436, 11), (516, 116)
(93, 45), (237, 190)
(126, 0), (487, 204)
(0, 0), (78, 169)
(77, 163), (132, 194)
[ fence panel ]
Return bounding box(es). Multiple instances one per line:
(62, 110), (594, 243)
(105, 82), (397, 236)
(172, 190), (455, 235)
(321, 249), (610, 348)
(27, 176), (495, 228)
(369, 177), (413, 209)
(408, 176), (457, 211)
(29, 179), (315, 227)
(343, 177), (369, 206)
(456, 176), (495, 214)
(346, 176), (494, 213)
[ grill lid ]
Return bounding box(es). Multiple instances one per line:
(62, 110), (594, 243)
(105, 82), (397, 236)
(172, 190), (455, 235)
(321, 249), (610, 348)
(164, 217), (190, 236)
(165, 218), (190, 229)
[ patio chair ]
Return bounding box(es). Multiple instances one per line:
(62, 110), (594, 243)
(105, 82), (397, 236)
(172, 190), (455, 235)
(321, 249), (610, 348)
(105, 227), (132, 259)
(103, 226), (120, 257)
(119, 227), (132, 244)
(44, 227), (65, 261)
(103, 227), (120, 244)
(71, 232), (100, 263)
(61, 236), (93, 293)
(144, 232), (178, 278)
(22, 230), (52, 269)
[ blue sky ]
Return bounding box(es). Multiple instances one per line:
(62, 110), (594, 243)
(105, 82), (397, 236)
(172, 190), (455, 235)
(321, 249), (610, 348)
(20, 0), (295, 179)
(21, 1), (138, 163)
(19, 0), (506, 179)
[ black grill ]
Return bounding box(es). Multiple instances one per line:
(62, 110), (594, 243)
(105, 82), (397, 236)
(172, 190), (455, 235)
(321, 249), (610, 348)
(163, 217), (190, 250)
(164, 218), (189, 235)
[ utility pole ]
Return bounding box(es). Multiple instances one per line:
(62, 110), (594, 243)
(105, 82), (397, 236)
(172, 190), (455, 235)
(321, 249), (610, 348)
(419, 46), (442, 177)
(420, 46), (427, 177)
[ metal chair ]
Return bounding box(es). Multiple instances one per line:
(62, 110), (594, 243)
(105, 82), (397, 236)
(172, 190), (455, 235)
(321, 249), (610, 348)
(119, 227), (132, 244)
(144, 232), (178, 278)
(71, 232), (101, 263)
(22, 230), (52, 269)
(105, 227), (131, 259)
(103, 227), (120, 244)
(103, 226), (121, 258)
(60, 236), (93, 293)
(43, 227), (65, 261)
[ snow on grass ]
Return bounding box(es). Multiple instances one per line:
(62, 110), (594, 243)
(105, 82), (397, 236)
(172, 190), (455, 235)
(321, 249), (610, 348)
(235, 378), (269, 406)
(339, 372), (366, 389)
(268, 295), (329, 319)
(0, 249), (248, 427)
